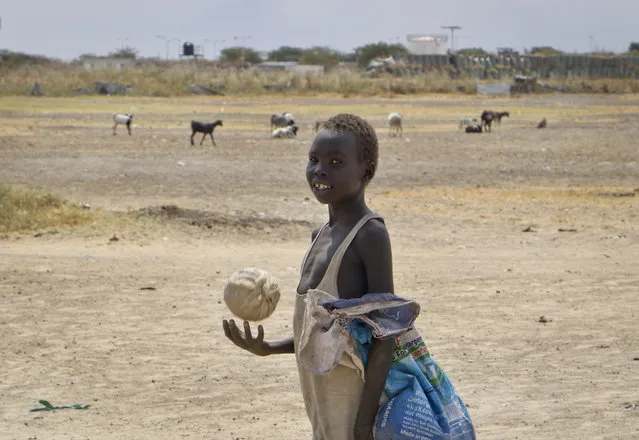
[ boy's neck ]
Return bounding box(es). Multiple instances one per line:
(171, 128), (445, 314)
(327, 192), (370, 226)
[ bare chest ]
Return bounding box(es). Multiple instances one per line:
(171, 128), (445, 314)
(297, 233), (366, 298)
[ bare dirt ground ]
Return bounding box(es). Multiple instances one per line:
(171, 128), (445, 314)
(1, 94), (638, 440)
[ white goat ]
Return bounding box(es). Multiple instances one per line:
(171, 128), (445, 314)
(458, 117), (478, 131)
(113, 113), (133, 135)
(388, 112), (402, 137)
(282, 112), (294, 123)
(270, 112), (295, 130)
(272, 124), (298, 138)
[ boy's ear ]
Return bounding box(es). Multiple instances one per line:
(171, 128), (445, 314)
(363, 161), (376, 183)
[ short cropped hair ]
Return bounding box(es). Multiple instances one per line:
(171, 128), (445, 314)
(321, 113), (378, 182)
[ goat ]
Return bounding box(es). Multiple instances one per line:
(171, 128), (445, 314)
(388, 112), (403, 137)
(465, 124), (483, 133)
(272, 124), (298, 138)
(459, 117), (478, 131)
(494, 111), (510, 124)
(113, 113), (133, 135)
(270, 112), (295, 130)
(480, 110), (495, 133)
(537, 118), (547, 129)
(481, 110), (510, 133)
(190, 119), (223, 146)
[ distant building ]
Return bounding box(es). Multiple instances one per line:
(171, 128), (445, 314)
(338, 61), (358, 70)
(497, 47), (519, 56)
(257, 61), (324, 76)
(406, 34), (449, 55)
(257, 61), (298, 72)
(82, 57), (135, 71)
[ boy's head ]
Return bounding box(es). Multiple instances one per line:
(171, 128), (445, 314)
(320, 113), (378, 184)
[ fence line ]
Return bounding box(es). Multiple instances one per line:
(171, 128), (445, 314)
(396, 54), (639, 79)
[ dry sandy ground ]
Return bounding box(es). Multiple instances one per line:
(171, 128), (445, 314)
(1, 94), (638, 439)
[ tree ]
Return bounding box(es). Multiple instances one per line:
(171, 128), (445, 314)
(354, 42), (408, 68)
(456, 47), (490, 57)
(529, 46), (563, 56)
(268, 46), (305, 62)
(300, 46), (340, 70)
(108, 46), (138, 59)
(338, 52), (357, 62)
(629, 42), (639, 53)
(220, 46), (262, 64)
(77, 53), (98, 60)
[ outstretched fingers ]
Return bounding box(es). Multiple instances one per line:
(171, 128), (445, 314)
(224, 319), (246, 348)
(223, 319), (269, 356)
(243, 320), (253, 341)
(256, 324), (264, 343)
(222, 319), (233, 339)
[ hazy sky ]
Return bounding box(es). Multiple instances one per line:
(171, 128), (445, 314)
(1, 0), (636, 60)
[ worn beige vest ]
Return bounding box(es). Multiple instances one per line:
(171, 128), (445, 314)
(293, 213), (382, 440)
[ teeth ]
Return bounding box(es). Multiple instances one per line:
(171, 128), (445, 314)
(313, 183), (330, 190)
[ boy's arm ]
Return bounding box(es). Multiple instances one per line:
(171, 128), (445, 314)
(355, 337), (395, 437)
(353, 220), (395, 437)
(223, 320), (294, 356)
(266, 336), (295, 354)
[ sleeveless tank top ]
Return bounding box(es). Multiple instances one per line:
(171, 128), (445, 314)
(293, 213), (382, 440)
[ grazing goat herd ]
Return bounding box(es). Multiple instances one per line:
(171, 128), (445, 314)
(459, 110), (510, 133)
(111, 108), (547, 144)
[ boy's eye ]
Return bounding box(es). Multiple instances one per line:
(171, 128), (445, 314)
(308, 156), (318, 163)
(330, 159), (342, 165)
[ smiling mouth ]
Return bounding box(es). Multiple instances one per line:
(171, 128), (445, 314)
(312, 182), (333, 191)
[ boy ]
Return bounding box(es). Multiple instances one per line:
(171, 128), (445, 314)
(224, 113), (395, 440)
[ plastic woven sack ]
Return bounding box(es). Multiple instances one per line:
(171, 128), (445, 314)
(323, 293), (476, 440)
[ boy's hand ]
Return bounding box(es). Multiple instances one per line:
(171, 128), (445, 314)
(222, 319), (273, 357)
(354, 420), (375, 440)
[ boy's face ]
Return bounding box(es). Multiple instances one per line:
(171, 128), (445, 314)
(306, 130), (368, 205)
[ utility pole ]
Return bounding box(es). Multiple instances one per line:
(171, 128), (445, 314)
(171, 38), (181, 59)
(234, 35), (252, 61)
(117, 37), (130, 51)
(214, 39), (226, 60)
(156, 34), (170, 60)
(156, 35), (180, 60)
(441, 25), (462, 53)
(208, 39), (226, 60)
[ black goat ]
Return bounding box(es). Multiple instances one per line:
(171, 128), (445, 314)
(494, 111), (510, 124)
(480, 110), (495, 132)
(481, 110), (509, 133)
(190, 120), (223, 146)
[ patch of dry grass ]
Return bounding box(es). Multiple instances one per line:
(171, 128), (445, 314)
(0, 184), (96, 234)
(0, 64), (480, 97)
(5, 62), (638, 98)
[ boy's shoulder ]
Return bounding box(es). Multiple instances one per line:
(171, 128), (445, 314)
(310, 216), (390, 249)
(353, 217), (390, 253)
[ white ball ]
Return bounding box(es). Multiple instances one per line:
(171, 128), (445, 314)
(223, 267), (281, 321)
